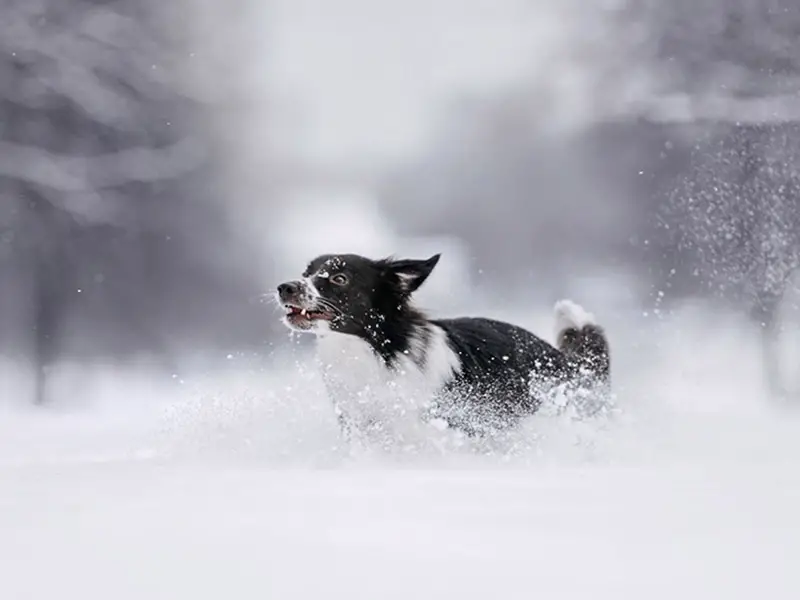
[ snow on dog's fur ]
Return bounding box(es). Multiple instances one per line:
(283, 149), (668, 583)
(276, 253), (610, 449)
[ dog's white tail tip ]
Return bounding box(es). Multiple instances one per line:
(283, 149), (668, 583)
(554, 299), (595, 336)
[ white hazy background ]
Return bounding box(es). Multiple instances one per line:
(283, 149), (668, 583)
(2, 1), (800, 598)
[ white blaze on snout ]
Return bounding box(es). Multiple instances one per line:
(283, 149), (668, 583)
(301, 276), (322, 299)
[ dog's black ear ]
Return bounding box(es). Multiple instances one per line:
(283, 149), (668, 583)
(389, 254), (441, 293)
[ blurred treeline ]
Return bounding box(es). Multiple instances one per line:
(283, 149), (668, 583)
(2, 0), (800, 400)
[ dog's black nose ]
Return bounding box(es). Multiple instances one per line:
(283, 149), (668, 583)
(277, 281), (300, 298)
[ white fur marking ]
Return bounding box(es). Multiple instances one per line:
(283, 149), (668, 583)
(302, 276), (321, 298)
(413, 324), (462, 388)
(314, 323), (460, 445)
(306, 257), (345, 285)
(554, 299), (595, 338)
(396, 272), (418, 288)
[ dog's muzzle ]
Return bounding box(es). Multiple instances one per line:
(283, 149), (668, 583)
(276, 280), (334, 329)
(277, 280), (304, 304)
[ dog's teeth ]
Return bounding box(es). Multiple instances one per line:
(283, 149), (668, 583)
(301, 309), (307, 316)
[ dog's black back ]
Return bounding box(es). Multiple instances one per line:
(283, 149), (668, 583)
(429, 317), (573, 434)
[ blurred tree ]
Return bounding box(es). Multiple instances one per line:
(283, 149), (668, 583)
(658, 123), (800, 396)
(381, 1), (800, 288)
(378, 94), (638, 288)
(0, 0), (266, 403)
(637, 0), (800, 98)
(626, 0), (800, 396)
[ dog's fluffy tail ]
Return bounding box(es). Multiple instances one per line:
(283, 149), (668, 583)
(554, 299), (610, 382)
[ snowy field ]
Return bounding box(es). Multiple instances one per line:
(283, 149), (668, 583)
(1, 301), (800, 600)
(5, 0), (800, 597)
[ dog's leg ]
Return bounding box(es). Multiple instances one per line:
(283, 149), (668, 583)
(322, 373), (358, 450)
(332, 403), (372, 456)
(335, 406), (353, 442)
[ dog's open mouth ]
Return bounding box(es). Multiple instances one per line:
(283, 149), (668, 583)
(284, 305), (333, 324)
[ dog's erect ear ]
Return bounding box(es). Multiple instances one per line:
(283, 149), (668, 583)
(388, 254), (441, 293)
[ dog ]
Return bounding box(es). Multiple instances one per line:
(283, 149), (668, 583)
(277, 253), (610, 446)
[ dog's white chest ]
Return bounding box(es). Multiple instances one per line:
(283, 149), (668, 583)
(315, 333), (390, 397)
(314, 328), (457, 437)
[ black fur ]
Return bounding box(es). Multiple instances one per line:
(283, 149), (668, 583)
(558, 323), (611, 382)
(429, 317), (577, 433)
(278, 253), (611, 436)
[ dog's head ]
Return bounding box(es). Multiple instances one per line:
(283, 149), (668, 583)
(276, 253), (440, 335)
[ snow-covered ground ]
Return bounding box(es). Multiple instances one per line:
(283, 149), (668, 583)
(1, 301), (799, 599)
(5, 1), (799, 596)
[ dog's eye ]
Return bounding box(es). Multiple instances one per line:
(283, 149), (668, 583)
(330, 273), (349, 286)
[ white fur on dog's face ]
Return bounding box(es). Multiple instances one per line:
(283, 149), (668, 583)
(276, 276), (337, 333)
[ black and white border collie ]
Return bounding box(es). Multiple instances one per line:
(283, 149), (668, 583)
(277, 253), (610, 447)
